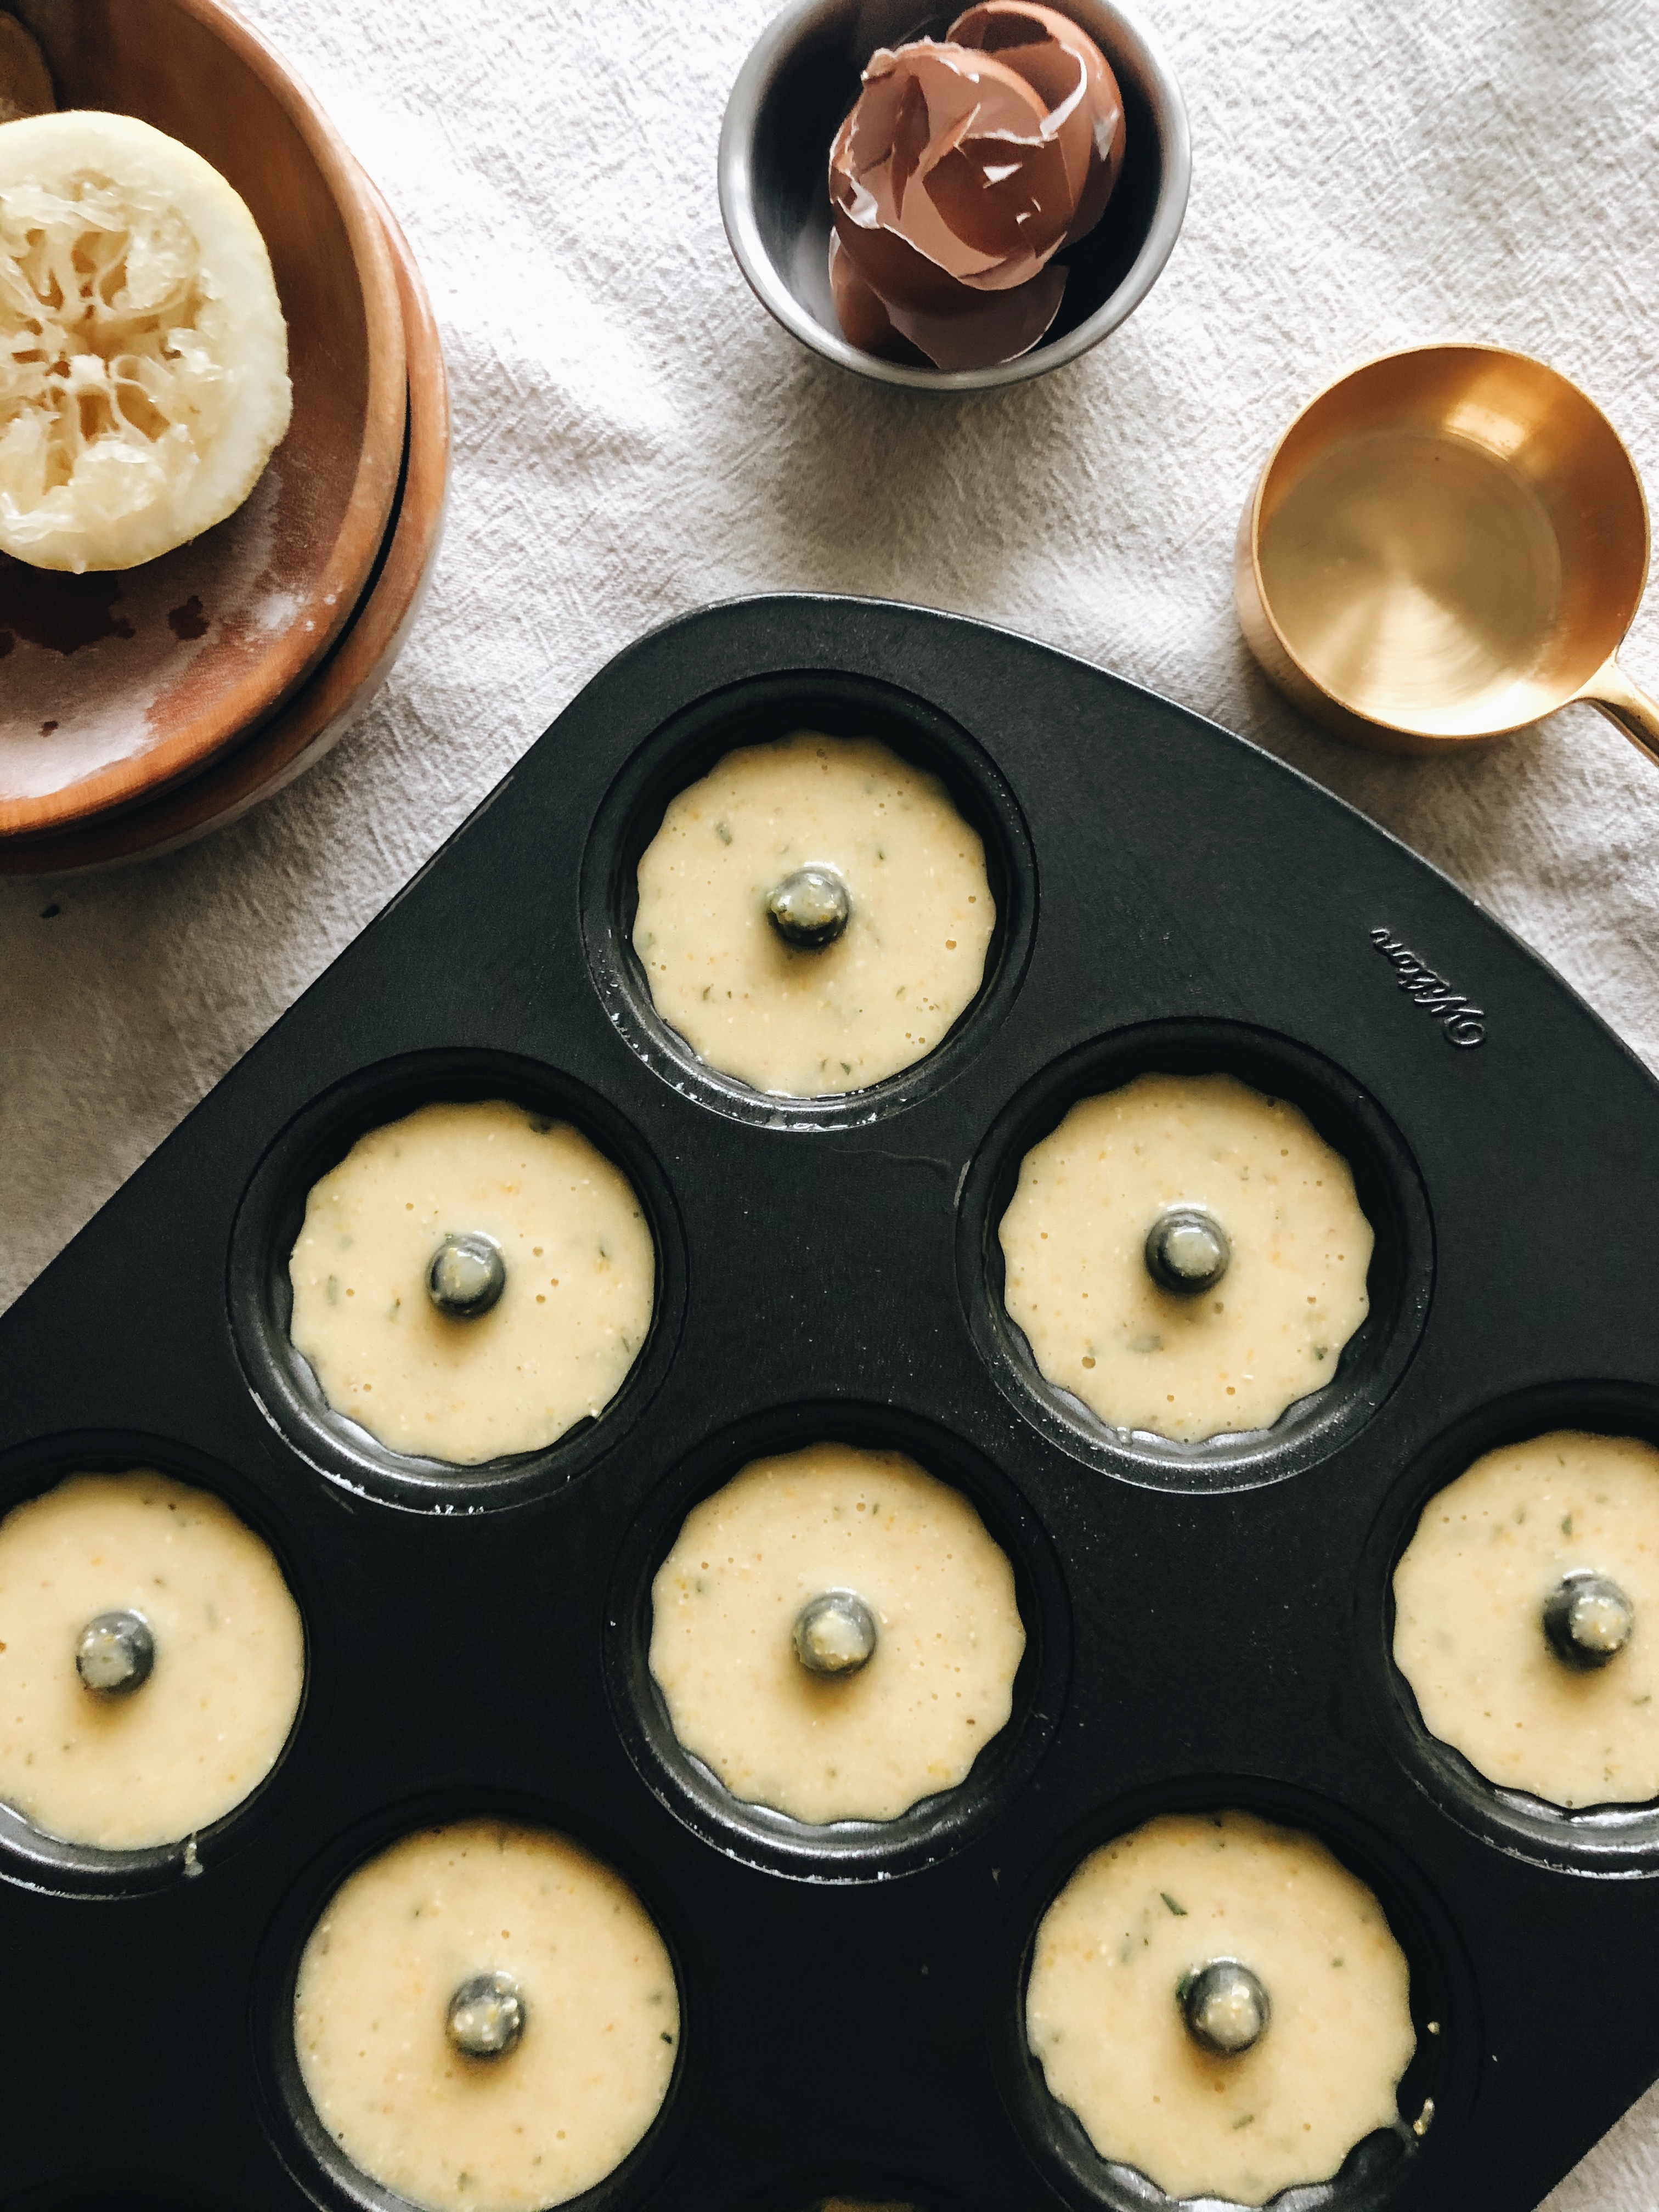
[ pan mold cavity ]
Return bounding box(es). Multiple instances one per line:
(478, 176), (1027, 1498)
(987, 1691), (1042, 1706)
(959, 1019), (1434, 1496)
(227, 1049), (686, 1515)
(602, 1404), (1071, 1882)
(270, 1810), (686, 2212)
(1372, 1390), (1659, 1875)
(999, 1782), (1473, 2212)
(579, 670), (1037, 1131)
(0, 1437), (311, 1901)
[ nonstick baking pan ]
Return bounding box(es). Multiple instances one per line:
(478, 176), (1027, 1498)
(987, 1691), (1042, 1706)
(4, 594), (1658, 2212)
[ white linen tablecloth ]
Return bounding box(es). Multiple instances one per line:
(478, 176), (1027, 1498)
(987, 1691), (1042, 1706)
(4, 2), (1659, 2199)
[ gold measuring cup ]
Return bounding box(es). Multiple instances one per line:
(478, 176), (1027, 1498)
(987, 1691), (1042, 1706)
(1236, 343), (1659, 763)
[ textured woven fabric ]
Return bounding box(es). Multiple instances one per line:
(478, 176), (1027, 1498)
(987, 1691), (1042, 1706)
(3, 3), (1658, 2196)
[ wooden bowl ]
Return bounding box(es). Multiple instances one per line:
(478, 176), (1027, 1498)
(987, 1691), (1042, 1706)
(0, 182), (448, 877)
(0, 0), (407, 839)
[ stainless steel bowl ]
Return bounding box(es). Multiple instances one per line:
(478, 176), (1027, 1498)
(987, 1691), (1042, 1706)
(718, 0), (1191, 392)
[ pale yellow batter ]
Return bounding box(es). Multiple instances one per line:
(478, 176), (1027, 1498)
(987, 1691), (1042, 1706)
(1000, 1073), (1373, 1442)
(0, 1470), (304, 1850)
(633, 732), (994, 1097)
(288, 1100), (654, 1465)
(1026, 1810), (1417, 2205)
(1395, 1431), (1659, 1807)
(648, 1444), (1025, 1824)
(295, 1819), (679, 2212)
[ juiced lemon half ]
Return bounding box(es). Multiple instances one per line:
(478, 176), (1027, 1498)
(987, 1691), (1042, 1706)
(0, 110), (292, 572)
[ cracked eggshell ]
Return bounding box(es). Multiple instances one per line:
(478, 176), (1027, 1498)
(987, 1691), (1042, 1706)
(828, 40), (1077, 305)
(950, 2), (1126, 245)
(884, 258), (1066, 371)
(828, 231), (911, 359)
(830, 222), (1062, 371)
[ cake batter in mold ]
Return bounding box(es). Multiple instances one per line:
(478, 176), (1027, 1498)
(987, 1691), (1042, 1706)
(1395, 1430), (1659, 1808)
(287, 1098), (654, 1466)
(294, 1817), (679, 2212)
(1025, 1808), (1416, 2205)
(1000, 1073), (1373, 1444)
(0, 1468), (303, 1850)
(633, 732), (994, 1098)
(648, 1443), (1025, 1824)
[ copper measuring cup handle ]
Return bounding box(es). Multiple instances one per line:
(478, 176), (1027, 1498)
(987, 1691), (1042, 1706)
(1579, 659), (1659, 771)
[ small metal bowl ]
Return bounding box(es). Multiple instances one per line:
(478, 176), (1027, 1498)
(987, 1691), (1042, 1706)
(718, 0), (1190, 392)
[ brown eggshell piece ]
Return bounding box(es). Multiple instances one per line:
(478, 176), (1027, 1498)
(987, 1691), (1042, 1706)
(830, 155), (1069, 369)
(831, 187), (985, 321)
(885, 258), (1066, 371)
(0, 12), (55, 122)
(950, 2), (1126, 244)
(829, 40), (1078, 303)
(923, 122), (1074, 275)
(828, 232), (924, 362)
